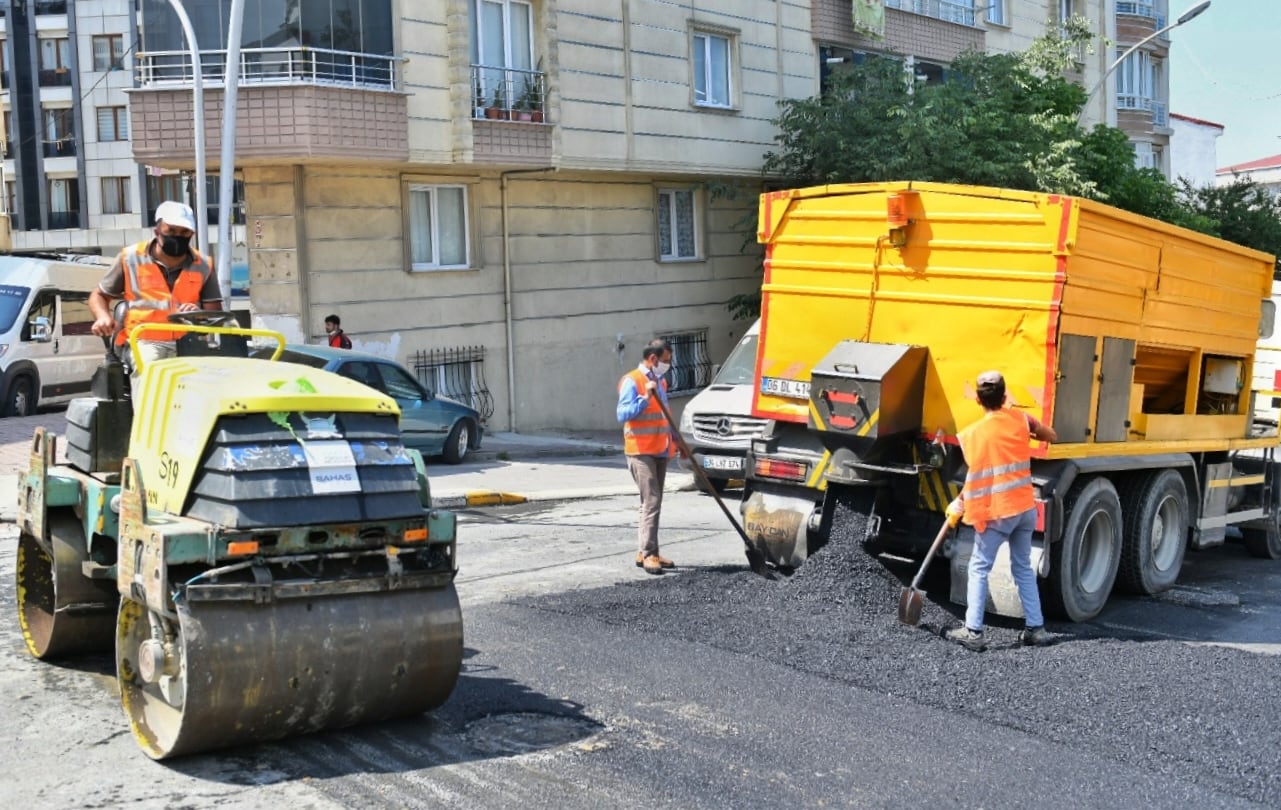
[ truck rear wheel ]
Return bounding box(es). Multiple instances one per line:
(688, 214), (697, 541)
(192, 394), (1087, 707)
(1045, 477), (1122, 622)
(1117, 469), (1188, 594)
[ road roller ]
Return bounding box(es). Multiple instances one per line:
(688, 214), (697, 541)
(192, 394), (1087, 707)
(15, 313), (463, 758)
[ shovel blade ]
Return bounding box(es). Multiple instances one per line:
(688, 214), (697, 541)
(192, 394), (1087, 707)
(898, 586), (924, 626)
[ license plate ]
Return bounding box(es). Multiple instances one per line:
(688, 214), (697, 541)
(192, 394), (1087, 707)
(760, 376), (811, 400)
(703, 455), (743, 472)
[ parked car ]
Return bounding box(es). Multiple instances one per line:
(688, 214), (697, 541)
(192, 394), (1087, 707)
(678, 319), (768, 491)
(262, 344), (483, 463)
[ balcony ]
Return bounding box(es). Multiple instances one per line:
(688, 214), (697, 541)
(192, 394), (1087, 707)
(885, 0), (977, 27)
(38, 68), (72, 87)
(43, 138), (76, 158)
(47, 211), (80, 229)
(471, 65), (547, 123)
(131, 46), (408, 166)
(1117, 94), (1168, 128)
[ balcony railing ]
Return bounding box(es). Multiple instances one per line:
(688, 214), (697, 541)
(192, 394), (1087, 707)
(47, 211), (80, 229)
(137, 46), (405, 92)
(1117, 94), (1168, 127)
(1115, 1), (1157, 17)
(38, 68), (73, 87)
(1151, 100), (1168, 127)
(885, 0), (977, 27)
(471, 65), (546, 122)
(43, 138), (76, 158)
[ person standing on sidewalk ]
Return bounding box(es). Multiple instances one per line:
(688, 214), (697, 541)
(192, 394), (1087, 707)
(324, 314), (352, 349)
(945, 370), (1057, 651)
(617, 338), (678, 575)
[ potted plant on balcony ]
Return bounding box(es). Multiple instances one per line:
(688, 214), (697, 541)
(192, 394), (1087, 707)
(516, 76), (543, 122)
(474, 75), (486, 119)
(485, 81), (508, 120)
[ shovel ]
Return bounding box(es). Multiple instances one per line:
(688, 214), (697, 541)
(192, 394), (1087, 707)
(897, 518), (953, 626)
(653, 395), (773, 578)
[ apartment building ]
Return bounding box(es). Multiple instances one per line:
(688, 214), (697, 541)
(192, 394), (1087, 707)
(0, 1), (242, 257)
(128, 0), (816, 432)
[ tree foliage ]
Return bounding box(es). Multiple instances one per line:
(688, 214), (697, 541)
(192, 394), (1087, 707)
(730, 21), (1281, 318)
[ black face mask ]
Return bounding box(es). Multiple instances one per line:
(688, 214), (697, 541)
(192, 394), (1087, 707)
(159, 233), (191, 257)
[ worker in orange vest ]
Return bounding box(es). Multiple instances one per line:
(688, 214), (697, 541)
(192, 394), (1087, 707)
(89, 201), (223, 397)
(617, 338), (681, 575)
(945, 370), (1058, 651)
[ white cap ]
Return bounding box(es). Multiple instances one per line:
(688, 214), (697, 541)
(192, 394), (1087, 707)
(154, 200), (196, 232)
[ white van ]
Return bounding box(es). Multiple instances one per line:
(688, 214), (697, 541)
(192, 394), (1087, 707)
(0, 255), (112, 416)
(678, 318), (767, 491)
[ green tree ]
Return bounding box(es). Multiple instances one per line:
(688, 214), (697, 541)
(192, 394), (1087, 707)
(1178, 178), (1281, 276)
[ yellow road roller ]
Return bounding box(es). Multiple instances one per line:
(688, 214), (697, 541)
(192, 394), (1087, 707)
(16, 314), (462, 758)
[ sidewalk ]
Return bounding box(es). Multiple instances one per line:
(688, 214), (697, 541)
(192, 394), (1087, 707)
(0, 413), (699, 520)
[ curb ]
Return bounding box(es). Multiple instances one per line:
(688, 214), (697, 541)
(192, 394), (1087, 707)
(432, 478), (699, 510)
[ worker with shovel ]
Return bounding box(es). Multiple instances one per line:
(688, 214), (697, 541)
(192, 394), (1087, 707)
(618, 339), (680, 575)
(944, 370), (1057, 652)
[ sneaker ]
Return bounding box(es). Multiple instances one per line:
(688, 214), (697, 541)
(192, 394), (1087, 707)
(945, 626), (987, 652)
(1021, 626), (1052, 647)
(641, 555), (664, 575)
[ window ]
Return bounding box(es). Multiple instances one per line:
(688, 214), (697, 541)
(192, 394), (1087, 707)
(657, 329), (712, 394)
(657, 188), (699, 261)
(43, 108), (75, 156)
(60, 291), (94, 336)
(692, 30), (732, 108)
(102, 177), (131, 215)
(375, 363), (427, 401)
(2, 111), (10, 158)
(885, 1), (976, 26)
(97, 106), (128, 141)
(408, 185), (469, 270)
(40, 37), (71, 71)
(5, 182), (14, 218)
(92, 34), (124, 71)
(471, 0), (535, 113)
(411, 345), (493, 418)
(1116, 49), (1154, 107)
(23, 290), (57, 341)
(987, 0), (1007, 26)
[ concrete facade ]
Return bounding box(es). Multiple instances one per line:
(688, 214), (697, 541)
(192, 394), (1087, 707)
(1168, 112), (1222, 188)
(130, 0), (807, 433)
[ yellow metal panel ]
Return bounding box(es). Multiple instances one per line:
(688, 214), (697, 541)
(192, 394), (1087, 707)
(756, 181), (1279, 460)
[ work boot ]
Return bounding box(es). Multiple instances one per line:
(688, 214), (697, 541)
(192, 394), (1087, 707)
(945, 626), (987, 652)
(1021, 626), (1053, 647)
(636, 553), (675, 569)
(641, 555), (664, 575)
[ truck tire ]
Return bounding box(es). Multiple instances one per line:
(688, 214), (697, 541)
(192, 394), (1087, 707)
(1241, 523), (1281, 559)
(1116, 469), (1188, 594)
(1044, 477), (1122, 622)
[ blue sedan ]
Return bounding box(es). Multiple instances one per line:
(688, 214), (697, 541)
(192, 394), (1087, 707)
(264, 344), (483, 463)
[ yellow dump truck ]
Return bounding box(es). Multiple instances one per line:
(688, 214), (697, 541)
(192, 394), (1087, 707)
(741, 181), (1281, 621)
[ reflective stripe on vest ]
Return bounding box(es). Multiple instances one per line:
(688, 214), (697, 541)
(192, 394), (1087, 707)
(620, 368), (672, 457)
(958, 408), (1036, 531)
(116, 241), (211, 345)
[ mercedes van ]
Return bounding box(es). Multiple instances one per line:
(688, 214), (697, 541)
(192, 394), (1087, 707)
(0, 255), (112, 416)
(678, 318), (767, 491)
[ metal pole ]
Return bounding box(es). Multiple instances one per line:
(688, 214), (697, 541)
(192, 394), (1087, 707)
(164, 0), (207, 254)
(216, 0), (247, 310)
(1078, 1), (1211, 124)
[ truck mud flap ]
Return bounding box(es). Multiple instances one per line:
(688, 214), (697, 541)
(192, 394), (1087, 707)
(741, 487), (816, 568)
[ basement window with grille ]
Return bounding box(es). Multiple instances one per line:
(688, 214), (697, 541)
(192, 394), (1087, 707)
(658, 329), (712, 395)
(410, 346), (494, 422)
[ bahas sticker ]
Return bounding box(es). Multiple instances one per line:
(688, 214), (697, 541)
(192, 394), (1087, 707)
(302, 440), (360, 493)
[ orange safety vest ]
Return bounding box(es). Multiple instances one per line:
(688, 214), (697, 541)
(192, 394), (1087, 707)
(957, 407), (1036, 532)
(116, 240), (212, 346)
(619, 368), (673, 457)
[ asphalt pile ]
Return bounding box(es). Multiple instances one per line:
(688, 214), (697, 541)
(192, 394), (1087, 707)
(528, 528), (1281, 805)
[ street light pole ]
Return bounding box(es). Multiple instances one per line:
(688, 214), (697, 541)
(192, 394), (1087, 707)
(216, 0), (246, 310)
(163, 0), (207, 255)
(1079, 0), (1211, 124)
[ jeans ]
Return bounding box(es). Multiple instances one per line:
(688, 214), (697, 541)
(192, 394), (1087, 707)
(965, 506), (1043, 631)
